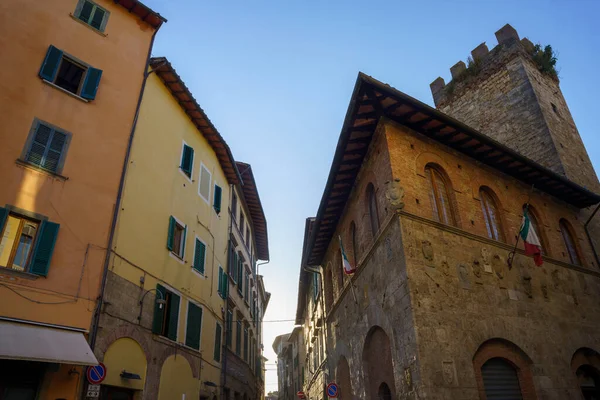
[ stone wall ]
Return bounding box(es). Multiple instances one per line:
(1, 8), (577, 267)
(223, 348), (258, 400)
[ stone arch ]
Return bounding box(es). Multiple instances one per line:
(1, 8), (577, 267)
(102, 337), (147, 391)
(473, 338), (537, 400)
(571, 348), (600, 399)
(415, 151), (464, 191)
(156, 346), (200, 378)
(96, 323), (152, 363)
(362, 326), (396, 400)
(157, 354), (198, 400)
(336, 356), (352, 400)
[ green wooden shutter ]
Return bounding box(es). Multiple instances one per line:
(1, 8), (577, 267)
(42, 130), (67, 173)
(30, 221), (60, 276)
(218, 266), (223, 298)
(232, 252), (238, 282)
(167, 216), (175, 251)
(152, 284), (166, 334)
(185, 302), (202, 350)
(81, 67), (102, 100)
(0, 208), (8, 233)
(214, 324), (222, 362)
(167, 293), (180, 341)
(182, 225), (187, 257)
(193, 239), (206, 274)
(213, 185), (222, 214)
(39, 45), (63, 81)
(180, 145), (194, 177)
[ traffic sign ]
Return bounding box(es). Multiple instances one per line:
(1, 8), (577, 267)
(297, 391), (306, 399)
(327, 382), (339, 398)
(87, 363), (107, 384)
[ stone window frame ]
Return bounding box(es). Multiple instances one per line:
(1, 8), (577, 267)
(424, 163), (461, 228)
(559, 218), (584, 266)
(473, 339), (537, 400)
(365, 182), (380, 238)
(479, 186), (507, 243)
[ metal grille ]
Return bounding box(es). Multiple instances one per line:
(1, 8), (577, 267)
(482, 358), (523, 400)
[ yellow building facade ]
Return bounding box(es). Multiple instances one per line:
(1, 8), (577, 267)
(94, 57), (240, 399)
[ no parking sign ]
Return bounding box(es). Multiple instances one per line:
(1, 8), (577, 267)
(327, 382), (339, 398)
(87, 362), (107, 385)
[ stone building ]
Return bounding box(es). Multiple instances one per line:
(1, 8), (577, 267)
(273, 327), (304, 400)
(296, 24), (600, 400)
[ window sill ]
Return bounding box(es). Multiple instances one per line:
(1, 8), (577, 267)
(15, 159), (68, 181)
(169, 251), (185, 265)
(0, 267), (40, 281)
(42, 79), (89, 103)
(69, 13), (108, 37)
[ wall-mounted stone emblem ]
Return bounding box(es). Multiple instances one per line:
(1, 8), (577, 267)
(457, 264), (470, 289)
(442, 360), (456, 386)
(422, 240), (434, 267)
(472, 260), (482, 278)
(481, 248), (492, 273)
(404, 367), (412, 388)
(385, 178), (405, 209)
(440, 260), (450, 277)
(492, 254), (505, 280)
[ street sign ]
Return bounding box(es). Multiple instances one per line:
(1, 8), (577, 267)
(327, 382), (339, 398)
(297, 391), (306, 399)
(86, 383), (100, 398)
(87, 363), (107, 384)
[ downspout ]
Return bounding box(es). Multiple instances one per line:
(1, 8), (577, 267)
(89, 24), (162, 351)
(585, 203), (600, 268)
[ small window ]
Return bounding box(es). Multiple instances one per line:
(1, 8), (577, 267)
(313, 272), (320, 301)
(214, 323), (222, 362)
(199, 164), (211, 203)
(240, 213), (245, 233)
(237, 261), (244, 295)
(226, 309), (233, 347)
(39, 46), (102, 100)
(74, 0), (110, 32)
(185, 302), (202, 350)
(426, 165), (456, 226)
(167, 216), (186, 259)
(243, 327), (249, 361)
(480, 187), (504, 242)
(193, 238), (206, 274)
(180, 143), (194, 178)
(560, 219), (582, 266)
(245, 226), (250, 248)
(366, 183), (380, 237)
(22, 119), (71, 174)
(232, 192), (238, 221)
(0, 208), (59, 277)
(152, 284), (180, 341)
(244, 270), (249, 301)
(229, 243), (238, 281)
(218, 266), (228, 299)
(213, 184), (222, 214)
(236, 320), (242, 356)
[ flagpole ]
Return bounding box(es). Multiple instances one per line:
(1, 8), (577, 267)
(507, 184), (534, 269)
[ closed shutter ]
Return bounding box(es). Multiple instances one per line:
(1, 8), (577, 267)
(481, 358), (523, 400)
(152, 284), (166, 334)
(30, 221), (60, 276)
(167, 216), (175, 251)
(180, 145), (194, 177)
(213, 185), (222, 214)
(185, 302), (202, 350)
(167, 293), (180, 341)
(43, 130), (67, 172)
(39, 46), (63, 81)
(0, 208), (7, 232)
(81, 67), (102, 100)
(214, 324), (222, 362)
(218, 266), (223, 297)
(194, 239), (206, 274)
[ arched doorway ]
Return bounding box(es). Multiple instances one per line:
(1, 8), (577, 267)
(336, 356), (352, 400)
(572, 348), (600, 399)
(363, 326), (396, 400)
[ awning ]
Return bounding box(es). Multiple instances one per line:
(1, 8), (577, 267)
(0, 321), (98, 366)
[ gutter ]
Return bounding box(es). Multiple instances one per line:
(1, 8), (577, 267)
(585, 203), (600, 268)
(89, 23), (163, 351)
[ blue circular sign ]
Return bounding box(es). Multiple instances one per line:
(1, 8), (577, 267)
(87, 362), (107, 384)
(327, 382), (339, 398)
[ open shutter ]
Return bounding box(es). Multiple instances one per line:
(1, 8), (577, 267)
(181, 225), (187, 257)
(167, 293), (180, 341)
(152, 284), (166, 334)
(218, 267), (223, 297)
(0, 208), (7, 233)
(213, 185), (222, 214)
(185, 302), (202, 350)
(39, 45), (63, 81)
(167, 216), (175, 251)
(180, 145), (194, 176)
(81, 67), (102, 100)
(30, 221), (60, 277)
(214, 324), (222, 362)
(193, 239), (206, 274)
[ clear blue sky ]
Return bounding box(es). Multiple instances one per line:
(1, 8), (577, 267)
(141, 0), (600, 393)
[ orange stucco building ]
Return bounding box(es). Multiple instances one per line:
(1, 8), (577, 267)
(0, 0), (164, 398)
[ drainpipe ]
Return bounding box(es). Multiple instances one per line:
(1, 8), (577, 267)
(89, 24), (163, 351)
(584, 203), (600, 268)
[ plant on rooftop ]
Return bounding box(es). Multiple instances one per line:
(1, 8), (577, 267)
(531, 44), (558, 80)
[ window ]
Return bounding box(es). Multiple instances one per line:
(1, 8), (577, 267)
(244, 327), (249, 361)
(232, 192), (238, 221)
(481, 358), (523, 399)
(152, 284), (180, 341)
(218, 266), (228, 299)
(236, 320), (242, 356)
(313, 272), (320, 301)
(480, 187), (504, 242)
(214, 323), (222, 362)
(366, 183), (380, 237)
(237, 259), (244, 295)
(560, 219), (582, 266)
(525, 206), (546, 254)
(350, 221), (358, 265)
(39, 46), (102, 100)
(180, 143), (194, 178)
(22, 119), (71, 174)
(185, 302), (202, 350)
(214, 184), (222, 214)
(193, 238), (206, 274)
(245, 227), (250, 248)
(240, 213), (245, 233)
(0, 207), (59, 276)
(167, 216), (186, 259)
(198, 164), (211, 203)
(226, 309), (233, 347)
(425, 165), (455, 225)
(229, 243), (238, 281)
(74, 0), (109, 32)
(244, 270), (250, 301)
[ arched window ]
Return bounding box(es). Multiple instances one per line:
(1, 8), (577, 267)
(350, 221), (358, 265)
(378, 382), (392, 400)
(481, 358), (523, 399)
(524, 206), (546, 255)
(480, 187), (504, 242)
(366, 183), (379, 237)
(325, 266), (333, 310)
(560, 219), (582, 266)
(425, 165), (455, 226)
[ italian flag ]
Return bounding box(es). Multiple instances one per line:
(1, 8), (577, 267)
(520, 209), (543, 266)
(339, 236), (356, 275)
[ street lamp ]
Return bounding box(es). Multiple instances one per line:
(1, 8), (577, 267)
(137, 288), (167, 323)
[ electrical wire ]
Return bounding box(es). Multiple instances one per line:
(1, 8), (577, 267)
(0, 283), (78, 305)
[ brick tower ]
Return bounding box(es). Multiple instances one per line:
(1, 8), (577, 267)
(430, 24), (599, 192)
